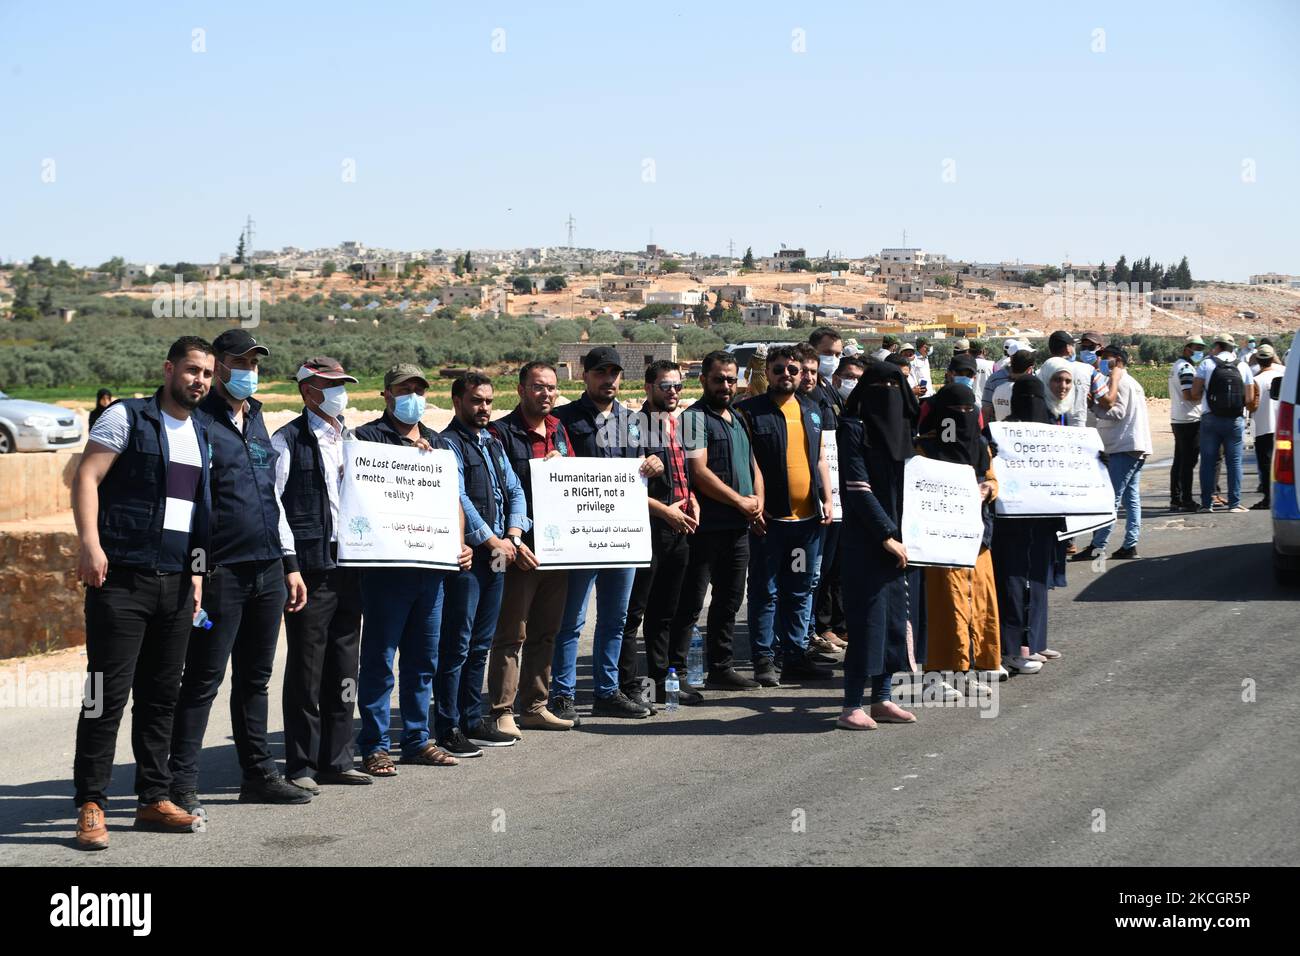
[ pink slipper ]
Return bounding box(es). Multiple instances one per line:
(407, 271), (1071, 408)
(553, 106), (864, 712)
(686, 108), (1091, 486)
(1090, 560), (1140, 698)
(869, 701), (917, 724)
(836, 708), (877, 731)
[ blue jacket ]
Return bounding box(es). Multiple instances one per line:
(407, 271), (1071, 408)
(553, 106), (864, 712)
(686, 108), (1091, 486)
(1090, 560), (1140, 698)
(200, 391), (284, 567)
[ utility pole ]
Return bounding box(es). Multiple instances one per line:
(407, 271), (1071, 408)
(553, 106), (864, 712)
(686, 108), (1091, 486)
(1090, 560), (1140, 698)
(566, 213), (576, 250)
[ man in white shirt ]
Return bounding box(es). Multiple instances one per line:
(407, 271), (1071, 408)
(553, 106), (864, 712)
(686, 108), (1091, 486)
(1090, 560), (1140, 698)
(991, 349), (1036, 421)
(1168, 335), (1205, 512)
(1250, 344), (1285, 509)
(1189, 333), (1258, 513)
(970, 341), (995, 402)
(1074, 347), (1152, 562)
(910, 338), (935, 397)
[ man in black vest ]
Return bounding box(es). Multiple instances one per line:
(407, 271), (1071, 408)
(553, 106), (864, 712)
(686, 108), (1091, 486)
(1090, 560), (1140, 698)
(272, 356), (373, 790)
(170, 329), (308, 816)
(71, 336), (214, 849)
(437, 373), (530, 756)
(671, 351), (766, 689)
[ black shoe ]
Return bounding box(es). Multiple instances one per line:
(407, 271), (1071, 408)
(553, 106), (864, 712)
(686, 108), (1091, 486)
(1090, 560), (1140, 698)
(809, 649), (839, 665)
(705, 667), (760, 690)
(1178, 502), (1199, 513)
(780, 653), (833, 681)
(438, 728), (484, 758)
(1112, 546), (1139, 559)
(623, 681), (658, 715)
(592, 691), (651, 719)
(1250, 500), (1271, 510)
(549, 695), (582, 727)
(655, 679), (704, 706)
(465, 721), (518, 748)
(239, 772), (312, 805)
(1069, 546), (1098, 563)
(753, 659), (780, 687)
(170, 788), (206, 818)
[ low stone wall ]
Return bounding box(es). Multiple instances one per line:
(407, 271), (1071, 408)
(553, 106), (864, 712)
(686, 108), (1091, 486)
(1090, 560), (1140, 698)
(0, 451), (80, 522)
(0, 530), (84, 658)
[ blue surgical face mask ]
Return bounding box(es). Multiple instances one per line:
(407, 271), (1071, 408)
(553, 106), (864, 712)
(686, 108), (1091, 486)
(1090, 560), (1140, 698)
(393, 392), (426, 424)
(222, 363), (258, 400)
(1078, 349), (1098, 365)
(1099, 359), (1111, 375)
(953, 375), (974, 390)
(1190, 350), (1204, 363)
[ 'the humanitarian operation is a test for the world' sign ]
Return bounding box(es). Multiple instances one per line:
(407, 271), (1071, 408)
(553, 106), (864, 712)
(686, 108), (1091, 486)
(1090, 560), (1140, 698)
(336, 443), (462, 570)
(988, 422), (1114, 517)
(529, 457), (651, 569)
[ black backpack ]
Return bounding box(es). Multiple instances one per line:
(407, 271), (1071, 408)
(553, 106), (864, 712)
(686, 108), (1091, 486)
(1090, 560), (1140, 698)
(1206, 357), (1245, 418)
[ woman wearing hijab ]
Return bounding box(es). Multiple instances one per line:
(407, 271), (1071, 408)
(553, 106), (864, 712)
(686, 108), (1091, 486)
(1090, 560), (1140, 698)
(834, 358), (922, 729)
(914, 383), (1001, 692)
(991, 376), (1068, 672)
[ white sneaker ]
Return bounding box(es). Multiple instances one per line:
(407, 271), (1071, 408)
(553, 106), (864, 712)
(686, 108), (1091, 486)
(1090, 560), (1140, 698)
(1003, 654), (1043, 675)
(1027, 652), (1048, 662)
(938, 681), (964, 702)
(1040, 648), (1061, 660)
(963, 676), (992, 697)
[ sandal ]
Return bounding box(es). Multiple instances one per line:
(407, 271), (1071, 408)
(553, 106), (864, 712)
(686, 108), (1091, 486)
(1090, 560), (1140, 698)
(401, 743), (459, 767)
(362, 751), (399, 777)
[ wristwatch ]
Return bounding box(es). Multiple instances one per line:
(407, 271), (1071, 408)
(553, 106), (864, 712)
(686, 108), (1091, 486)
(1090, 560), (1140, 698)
(509, 534), (523, 548)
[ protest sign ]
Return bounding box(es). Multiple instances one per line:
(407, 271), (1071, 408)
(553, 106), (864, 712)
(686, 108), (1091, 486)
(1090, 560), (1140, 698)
(823, 430), (842, 521)
(989, 422), (1113, 517)
(337, 443), (461, 570)
(901, 456), (985, 568)
(530, 457), (651, 569)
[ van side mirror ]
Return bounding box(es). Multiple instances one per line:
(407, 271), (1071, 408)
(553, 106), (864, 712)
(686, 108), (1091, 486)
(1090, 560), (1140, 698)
(1271, 377), (1283, 401)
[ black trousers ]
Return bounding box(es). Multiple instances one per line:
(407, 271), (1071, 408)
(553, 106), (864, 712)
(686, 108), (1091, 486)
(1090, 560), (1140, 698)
(282, 566), (362, 778)
(74, 569), (194, 809)
(669, 526), (749, 673)
(813, 521), (846, 636)
(1256, 433), (1275, 503)
(1171, 420), (1200, 505)
(169, 559), (287, 790)
(620, 520), (691, 688)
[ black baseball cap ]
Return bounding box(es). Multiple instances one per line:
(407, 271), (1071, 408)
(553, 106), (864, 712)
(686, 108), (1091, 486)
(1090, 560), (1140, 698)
(583, 346), (624, 371)
(212, 328), (269, 357)
(1048, 330), (1075, 350)
(948, 353), (978, 375)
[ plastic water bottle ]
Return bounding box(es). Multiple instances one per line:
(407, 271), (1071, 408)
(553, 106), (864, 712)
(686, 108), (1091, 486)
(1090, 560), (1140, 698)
(664, 668), (680, 712)
(687, 626), (705, 688)
(193, 609), (213, 630)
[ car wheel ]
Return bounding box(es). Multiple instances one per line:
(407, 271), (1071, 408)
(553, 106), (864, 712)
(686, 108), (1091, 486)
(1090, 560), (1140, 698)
(0, 425), (14, 454)
(1275, 549), (1300, 587)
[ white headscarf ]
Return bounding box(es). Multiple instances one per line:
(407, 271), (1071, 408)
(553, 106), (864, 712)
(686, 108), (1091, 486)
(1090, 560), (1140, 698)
(1038, 356), (1075, 417)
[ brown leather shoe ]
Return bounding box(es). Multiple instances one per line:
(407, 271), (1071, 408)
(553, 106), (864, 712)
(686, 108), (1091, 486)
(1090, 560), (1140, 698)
(134, 799), (205, 833)
(517, 708), (573, 731)
(76, 802), (109, 851)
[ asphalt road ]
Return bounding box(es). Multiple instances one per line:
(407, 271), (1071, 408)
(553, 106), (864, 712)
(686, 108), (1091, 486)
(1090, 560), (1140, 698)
(2, 449), (1297, 867)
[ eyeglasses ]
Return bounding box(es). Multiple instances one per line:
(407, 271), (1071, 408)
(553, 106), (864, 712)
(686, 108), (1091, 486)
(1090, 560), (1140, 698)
(709, 375), (739, 385)
(526, 384), (558, 394)
(773, 364), (800, 376)
(655, 381), (685, 392)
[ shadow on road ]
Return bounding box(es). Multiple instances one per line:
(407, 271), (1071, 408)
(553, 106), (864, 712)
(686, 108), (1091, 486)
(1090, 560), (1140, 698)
(1075, 541), (1283, 603)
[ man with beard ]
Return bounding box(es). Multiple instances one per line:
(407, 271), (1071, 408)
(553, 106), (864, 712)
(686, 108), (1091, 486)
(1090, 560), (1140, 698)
(671, 352), (766, 688)
(71, 337), (215, 848)
(620, 361), (703, 707)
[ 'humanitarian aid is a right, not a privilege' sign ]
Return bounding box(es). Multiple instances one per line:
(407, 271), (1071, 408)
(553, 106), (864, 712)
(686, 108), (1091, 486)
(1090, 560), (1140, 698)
(988, 422), (1114, 517)
(529, 457), (652, 569)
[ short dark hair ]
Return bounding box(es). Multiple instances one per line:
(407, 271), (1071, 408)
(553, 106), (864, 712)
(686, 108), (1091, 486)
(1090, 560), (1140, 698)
(1101, 346), (1129, 365)
(836, 356), (866, 376)
(915, 337), (929, 349)
(452, 372), (493, 398)
(518, 360), (556, 383)
(1010, 350), (1036, 374)
(808, 327), (841, 348)
(793, 343), (818, 364)
(644, 359), (680, 383)
(969, 342), (985, 357)
(167, 336), (214, 364)
(766, 345), (799, 366)
(96, 388), (113, 400)
(701, 350), (737, 376)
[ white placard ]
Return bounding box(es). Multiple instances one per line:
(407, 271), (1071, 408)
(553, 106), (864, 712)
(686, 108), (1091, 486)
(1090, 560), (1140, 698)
(529, 457), (652, 569)
(989, 422), (1114, 517)
(336, 443), (461, 570)
(901, 456), (985, 568)
(823, 430), (842, 521)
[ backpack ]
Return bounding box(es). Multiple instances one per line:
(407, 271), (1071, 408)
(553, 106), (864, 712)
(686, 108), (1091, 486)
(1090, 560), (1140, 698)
(1206, 357), (1245, 418)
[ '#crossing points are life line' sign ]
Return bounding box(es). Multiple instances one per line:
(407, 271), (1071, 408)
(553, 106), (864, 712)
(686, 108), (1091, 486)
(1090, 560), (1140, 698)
(336, 443), (462, 570)
(529, 457), (651, 569)
(988, 422), (1114, 517)
(823, 431), (843, 522)
(901, 456), (985, 568)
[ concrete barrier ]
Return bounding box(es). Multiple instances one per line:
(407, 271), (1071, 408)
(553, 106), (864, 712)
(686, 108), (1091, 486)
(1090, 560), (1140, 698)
(0, 451), (81, 523)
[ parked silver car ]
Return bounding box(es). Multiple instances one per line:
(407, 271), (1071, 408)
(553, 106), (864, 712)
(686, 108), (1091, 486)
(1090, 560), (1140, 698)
(0, 390), (83, 453)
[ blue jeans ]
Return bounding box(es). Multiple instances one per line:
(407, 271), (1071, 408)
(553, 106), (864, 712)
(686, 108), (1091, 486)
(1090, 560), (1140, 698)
(552, 567), (635, 700)
(357, 568), (446, 758)
(1199, 415), (1245, 509)
(1092, 452), (1144, 551)
(748, 518), (821, 664)
(435, 553), (505, 739)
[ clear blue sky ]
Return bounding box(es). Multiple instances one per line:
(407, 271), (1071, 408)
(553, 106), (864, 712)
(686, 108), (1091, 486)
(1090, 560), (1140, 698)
(2, 1), (1297, 280)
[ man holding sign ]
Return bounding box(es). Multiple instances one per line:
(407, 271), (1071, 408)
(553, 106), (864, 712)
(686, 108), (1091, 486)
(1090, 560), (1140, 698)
(349, 364), (472, 776)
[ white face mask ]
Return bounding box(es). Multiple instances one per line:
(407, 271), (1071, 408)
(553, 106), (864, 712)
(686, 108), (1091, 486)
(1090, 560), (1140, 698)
(818, 354), (838, 380)
(836, 379), (857, 401)
(316, 384), (348, 418)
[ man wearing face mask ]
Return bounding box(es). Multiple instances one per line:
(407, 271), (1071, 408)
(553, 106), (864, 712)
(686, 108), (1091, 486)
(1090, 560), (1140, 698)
(351, 364), (474, 776)
(170, 329), (307, 816)
(1168, 336), (1206, 512)
(271, 356), (373, 791)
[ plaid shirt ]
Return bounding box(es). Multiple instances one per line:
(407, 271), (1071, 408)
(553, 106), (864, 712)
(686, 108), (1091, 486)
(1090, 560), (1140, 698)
(664, 414), (689, 505)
